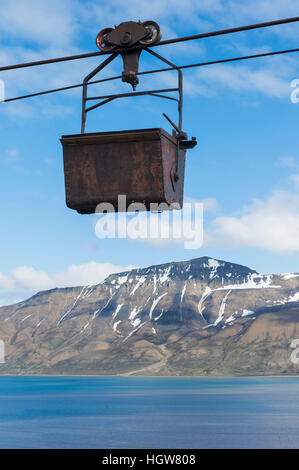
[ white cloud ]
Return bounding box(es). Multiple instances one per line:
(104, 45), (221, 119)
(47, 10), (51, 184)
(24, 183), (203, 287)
(9, 266), (52, 291)
(224, 0), (299, 36)
(0, 0), (80, 47)
(6, 149), (20, 162)
(200, 197), (219, 213)
(184, 196), (219, 213)
(279, 156), (299, 171)
(0, 261), (135, 306)
(147, 51), (298, 100)
(290, 174), (299, 188)
(197, 60), (295, 98)
(85, 0), (223, 31)
(52, 262), (135, 287)
(208, 182), (299, 253)
(84, 0), (298, 35)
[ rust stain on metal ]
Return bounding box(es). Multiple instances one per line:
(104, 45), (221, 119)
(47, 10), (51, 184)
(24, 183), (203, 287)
(62, 20), (197, 215)
(61, 128), (187, 213)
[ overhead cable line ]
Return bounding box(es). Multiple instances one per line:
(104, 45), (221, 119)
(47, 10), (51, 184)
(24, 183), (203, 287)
(2, 47), (299, 104)
(0, 16), (298, 73)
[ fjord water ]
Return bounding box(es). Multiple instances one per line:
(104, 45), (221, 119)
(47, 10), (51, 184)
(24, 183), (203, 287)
(0, 376), (299, 448)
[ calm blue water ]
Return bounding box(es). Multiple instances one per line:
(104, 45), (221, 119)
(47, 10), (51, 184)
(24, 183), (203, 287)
(0, 376), (299, 448)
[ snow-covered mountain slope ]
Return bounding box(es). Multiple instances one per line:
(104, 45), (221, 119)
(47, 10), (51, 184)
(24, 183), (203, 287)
(0, 256), (299, 376)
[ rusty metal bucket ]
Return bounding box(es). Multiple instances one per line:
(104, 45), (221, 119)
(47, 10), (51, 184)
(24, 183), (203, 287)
(61, 26), (197, 214)
(61, 128), (186, 213)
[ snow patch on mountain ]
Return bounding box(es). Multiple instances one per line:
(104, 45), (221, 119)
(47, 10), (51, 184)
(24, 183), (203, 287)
(57, 286), (87, 325)
(217, 273), (280, 290)
(130, 276), (146, 296)
(149, 293), (167, 319)
(118, 275), (128, 285)
(180, 284), (186, 303)
(129, 307), (140, 321)
(113, 304), (123, 319)
(214, 290), (231, 326)
(281, 273), (299, 280)
(198, 286), (212, 320)
(113, 320), (122, 334)
(288, 292), (299, 302)
(159, 266), (171, 284)
(242, 309), (255, 317)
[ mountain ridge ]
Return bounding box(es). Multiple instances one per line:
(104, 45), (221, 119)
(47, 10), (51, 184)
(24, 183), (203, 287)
(0, 255), (298, 376)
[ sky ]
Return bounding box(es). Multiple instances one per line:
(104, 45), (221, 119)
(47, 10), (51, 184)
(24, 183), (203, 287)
(0, 0), (299, 305)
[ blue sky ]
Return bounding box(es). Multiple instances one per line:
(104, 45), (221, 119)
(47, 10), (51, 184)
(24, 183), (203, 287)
(0, 0), (299, 305)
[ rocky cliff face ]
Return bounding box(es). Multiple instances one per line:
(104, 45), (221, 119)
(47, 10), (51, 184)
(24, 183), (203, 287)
(0, 256), (299, 376)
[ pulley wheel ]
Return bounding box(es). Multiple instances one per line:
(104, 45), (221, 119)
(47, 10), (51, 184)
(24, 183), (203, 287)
(96, 27), (115, 52)
(140, 21), (162, 45)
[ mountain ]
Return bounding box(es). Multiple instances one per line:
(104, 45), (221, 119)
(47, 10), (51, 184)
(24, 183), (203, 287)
(0, 256), (299, 376)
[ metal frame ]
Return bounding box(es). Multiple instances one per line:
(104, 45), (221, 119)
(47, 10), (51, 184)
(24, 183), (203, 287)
(81, 49), (183, 134)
